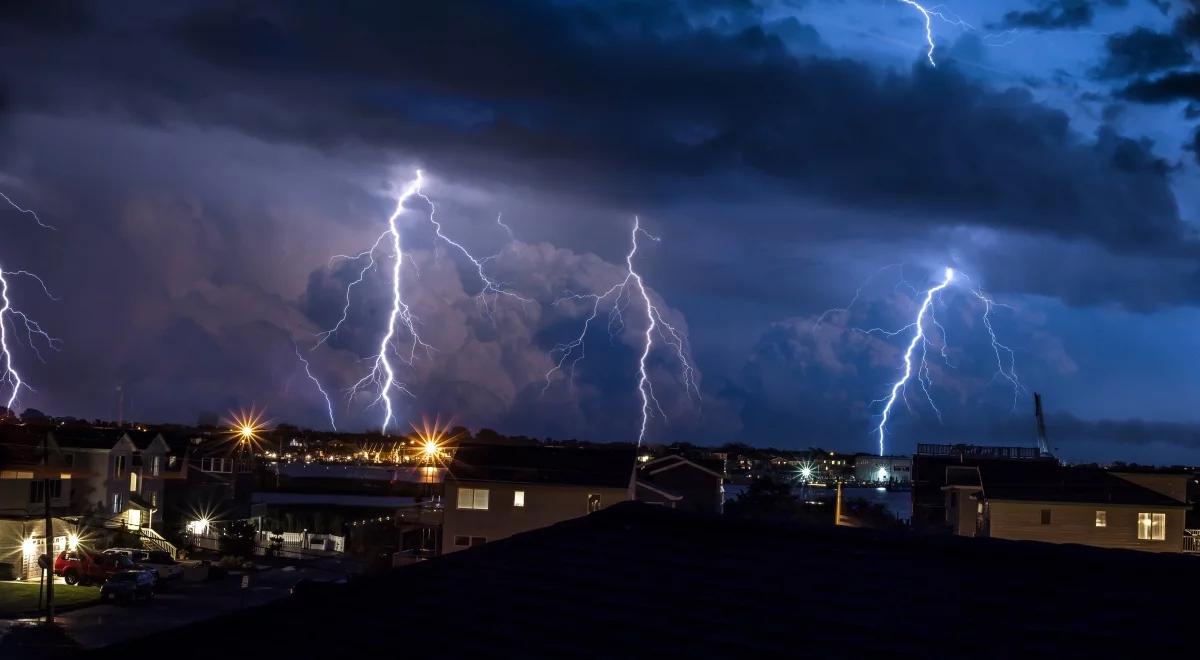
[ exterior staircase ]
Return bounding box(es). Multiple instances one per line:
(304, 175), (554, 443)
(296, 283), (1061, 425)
(137, 526), (179, 559)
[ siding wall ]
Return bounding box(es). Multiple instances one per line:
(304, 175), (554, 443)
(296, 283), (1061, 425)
(987, 500), (1185, 553)
(442, 481), (630, 554)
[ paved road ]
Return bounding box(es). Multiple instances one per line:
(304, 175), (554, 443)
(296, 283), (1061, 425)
(5, 558), (357, 651)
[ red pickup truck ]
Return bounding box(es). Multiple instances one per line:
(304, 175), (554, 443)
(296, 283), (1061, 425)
(54, 549), (134, 586)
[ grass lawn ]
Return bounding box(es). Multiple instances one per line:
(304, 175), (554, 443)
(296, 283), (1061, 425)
(0, 581), (100, 617)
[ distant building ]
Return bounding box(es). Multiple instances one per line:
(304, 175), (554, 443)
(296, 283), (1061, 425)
(943, 463), (1191, 553)
(441, 445), (635, 554)
(854, 454), (912, 484)
(635, 454), (725, 515)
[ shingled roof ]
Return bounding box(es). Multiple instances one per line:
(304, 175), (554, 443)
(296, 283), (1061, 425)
(95, 502), (1198, 657)
(981, 465), (1187, 507)
(447, 444), (636, 488)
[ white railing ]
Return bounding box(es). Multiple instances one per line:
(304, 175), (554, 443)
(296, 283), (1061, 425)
(260, 531), (344, 554)
(138, 526), (179, 559)
(1184, 530), (1199, 554)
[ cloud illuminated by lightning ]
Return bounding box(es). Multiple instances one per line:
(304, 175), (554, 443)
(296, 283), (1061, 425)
(0, 192), (60, 414)
(543, 217), (699, 445)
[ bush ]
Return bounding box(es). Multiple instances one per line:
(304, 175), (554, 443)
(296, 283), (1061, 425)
(217, 520), (257, 558)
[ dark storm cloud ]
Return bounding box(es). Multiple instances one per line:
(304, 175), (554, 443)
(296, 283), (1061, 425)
(1092, 27), (1193, 79)
(157, 2), (1184, 256)
(992, 0), (1095, 30)
(0, 0), (93, 34)
(1119, 71), (1200, 102)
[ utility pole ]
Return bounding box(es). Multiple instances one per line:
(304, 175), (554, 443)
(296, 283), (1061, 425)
(43, 431), (54, 624)
(1033, 392), (1049, 456)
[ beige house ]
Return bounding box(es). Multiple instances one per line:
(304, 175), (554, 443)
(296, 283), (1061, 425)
(442, 445), (635, 554)
(945, 465), (1190, 553)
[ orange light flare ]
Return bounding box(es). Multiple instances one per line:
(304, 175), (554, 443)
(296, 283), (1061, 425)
(223, 408), (269, 454)
(410, 415), (460, 466)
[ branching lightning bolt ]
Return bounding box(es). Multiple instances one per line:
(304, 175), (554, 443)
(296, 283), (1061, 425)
(972, 288), (1025, 412)
(543, 217), (699, 445)
(294, 341), (336, 431)
(870, 267), (954, 456)
(306, 169), (528, 433)
(0, 192), (60, 414)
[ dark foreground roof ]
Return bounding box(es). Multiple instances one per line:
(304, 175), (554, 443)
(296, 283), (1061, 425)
(94, 502), (1199, 658)
(448, 444), (635, 488)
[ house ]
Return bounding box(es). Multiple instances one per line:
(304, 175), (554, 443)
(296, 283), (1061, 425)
(944, 463), (1191, 553)
(0, 428), (73, 518)
(441, 444), (635, 554)
(912, 443), (1058, 531)
(634, 454), (725, 514)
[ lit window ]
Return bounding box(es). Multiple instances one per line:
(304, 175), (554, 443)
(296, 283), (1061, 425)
(1095, 511), (1107, 527)
(129, 472), (138, 493)
(457, 487), (490, 510)
(112, 493), (122, 514)
(588, 493), (602, 513)
(1137, 512), (1166, 541)
(514, 490), (525, 508)
(151, 456), (160, 477)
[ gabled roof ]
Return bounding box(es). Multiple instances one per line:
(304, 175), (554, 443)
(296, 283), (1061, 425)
(981, 465), (1186, 507)
(448, 444), (635, 488)
(640, 454), (725, 479)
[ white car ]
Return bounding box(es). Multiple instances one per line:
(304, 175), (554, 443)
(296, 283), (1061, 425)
(104, 548), (184, 581)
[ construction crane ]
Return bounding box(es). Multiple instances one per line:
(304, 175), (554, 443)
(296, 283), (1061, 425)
(1033, 392), (1050, 456)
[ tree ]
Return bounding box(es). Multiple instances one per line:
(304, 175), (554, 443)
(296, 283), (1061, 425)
(21, 408), (48, 422)
(725, 477), (830, 524)
(218, 520), (257, 558)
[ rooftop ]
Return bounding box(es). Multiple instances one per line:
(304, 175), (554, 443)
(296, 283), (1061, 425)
(447, 444), (636, 488)
(97, 502), (1198, 657)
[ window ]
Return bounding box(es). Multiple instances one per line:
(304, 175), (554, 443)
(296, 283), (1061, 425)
(588, 493), (602, 513)
(1, 470), (34, 479)
(1095, 511), (1107, 528)
(114, 455), (126, 477)
(457, 487), (490, 510)
(112, 493), (123, 514)
(150, 456), (161, 477)
(129, 472), (138, 493)
(514, 490), (525, 508)
(149, 490), (158, 507)
(1040, 509), (1051, 525)
(453, 535), (486, 547)
(168, 455), (178, 468)
(200, 457), (232, 473)
(1137, 512), (1166, 541)
(29, 479), (63, 503)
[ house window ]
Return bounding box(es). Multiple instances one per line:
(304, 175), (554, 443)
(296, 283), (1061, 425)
(514, 490), (525, 508)
(168, 455), (178, 468)
(1137, 512), (1166, 541)
(453, 536), (486, 547)
(149, 490), (158, 507)
(29, 479), (63, 503)
(114, 455), (126, 477)
(129, 472), (138, 493)
(457, 487), (490, 510)
(200, 457), (232, 473)
(151, 456), (161, 477)
(1095, 511), (1107, 527)
(1, 470), (34, 479)
(111, 493), (123, 514)
(1040, 509), (1051, 525)
(588, 493), (602, 513)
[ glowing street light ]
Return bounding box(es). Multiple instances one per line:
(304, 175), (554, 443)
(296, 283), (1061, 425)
(876, 466), (889, 482)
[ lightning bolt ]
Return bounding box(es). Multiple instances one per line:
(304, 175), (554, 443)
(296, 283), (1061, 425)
(543, 217), (698, 445)
(308, 169), (527, 434)
(0, 192), (60, 415)
(870, 267), (954, 456)
(894, 1), (980, 67)
(971, 287), (1025, 412)
(294, 341), (336, 431)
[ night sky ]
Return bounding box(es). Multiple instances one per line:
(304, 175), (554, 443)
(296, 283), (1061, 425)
(3, 0), (1200, 463)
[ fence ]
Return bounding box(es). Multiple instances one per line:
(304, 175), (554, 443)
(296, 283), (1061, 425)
(185, 530), (345, 558)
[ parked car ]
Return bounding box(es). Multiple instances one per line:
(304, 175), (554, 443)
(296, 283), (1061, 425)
(100, 570), (156, 603)
(54, 550), (134, 586)
(103, 548), (182, 581)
